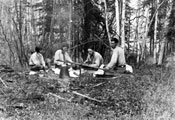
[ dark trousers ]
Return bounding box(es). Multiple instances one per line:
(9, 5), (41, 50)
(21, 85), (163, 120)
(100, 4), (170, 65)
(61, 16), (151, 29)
(30, 65), (45, 71)
(114, 65), (126, 73)
(55, 64), (61, 69)
(81, 65), (98, 71)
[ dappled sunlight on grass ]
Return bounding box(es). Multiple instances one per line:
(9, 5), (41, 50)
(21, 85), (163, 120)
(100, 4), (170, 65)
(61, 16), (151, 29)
(0, 65), (175, 119)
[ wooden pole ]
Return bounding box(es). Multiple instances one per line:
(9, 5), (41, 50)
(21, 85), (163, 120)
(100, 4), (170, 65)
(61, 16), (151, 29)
(56, 59), (114, 73)
(72, 91), (101, 103)
(0, 78), (8, 88)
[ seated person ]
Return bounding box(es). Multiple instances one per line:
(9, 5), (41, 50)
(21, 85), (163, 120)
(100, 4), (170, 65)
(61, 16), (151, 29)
(53, 43), (81, 77)
(84, 48), (103, 68)
(54, 42), (73, 68)
(104, 38), (126, 71)
(29, 47), (46, 71)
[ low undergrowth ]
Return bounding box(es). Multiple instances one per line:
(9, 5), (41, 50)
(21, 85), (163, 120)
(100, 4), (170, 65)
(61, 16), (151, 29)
(0, 65), (174, 120)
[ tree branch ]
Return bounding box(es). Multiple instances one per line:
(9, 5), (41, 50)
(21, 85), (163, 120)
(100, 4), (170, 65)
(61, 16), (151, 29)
(129, 15), (147, 21)
(0, 21), (15, 63)
(148, 0), (168, 30)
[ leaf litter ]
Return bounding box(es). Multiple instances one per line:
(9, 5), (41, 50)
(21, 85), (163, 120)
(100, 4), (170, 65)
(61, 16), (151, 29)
(0, 65), (170, 118)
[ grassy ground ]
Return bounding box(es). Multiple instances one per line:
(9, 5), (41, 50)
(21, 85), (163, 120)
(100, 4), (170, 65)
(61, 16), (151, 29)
(0, 65), (175, 120)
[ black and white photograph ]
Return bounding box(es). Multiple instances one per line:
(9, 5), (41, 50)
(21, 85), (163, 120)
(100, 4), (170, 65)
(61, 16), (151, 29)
(0, 0), (175, 119)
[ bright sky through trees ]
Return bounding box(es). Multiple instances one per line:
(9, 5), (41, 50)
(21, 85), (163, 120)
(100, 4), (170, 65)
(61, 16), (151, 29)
(130, 0), (139, 9)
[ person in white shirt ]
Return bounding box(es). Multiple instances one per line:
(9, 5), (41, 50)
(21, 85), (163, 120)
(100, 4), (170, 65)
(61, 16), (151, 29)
(53, 43), (82, 77)
(84, 48), (103, 68)
(105, 38), (126, 70)
(29, 47), (46, 71)
(54, 42), (73, 68)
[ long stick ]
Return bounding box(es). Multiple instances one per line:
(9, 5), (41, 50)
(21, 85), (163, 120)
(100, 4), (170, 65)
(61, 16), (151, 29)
(48, 93), (71, 102)
(91, 82), (105, 88)
(56, 59), (114, 73)
(72, 91), (101, 103)
(0, 77), (8, 88)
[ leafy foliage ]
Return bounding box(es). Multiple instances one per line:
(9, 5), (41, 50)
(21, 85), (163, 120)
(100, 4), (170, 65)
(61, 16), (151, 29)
(167, 1), (175, 43)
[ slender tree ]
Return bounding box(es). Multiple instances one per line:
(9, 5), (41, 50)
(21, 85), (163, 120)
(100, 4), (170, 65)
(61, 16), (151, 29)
(158, 0), (173, 65)
(153, 0), (159, 64)
(104, 0), (111, 46)
(121, 0), (126, 49)
(115, 0), (120, 38)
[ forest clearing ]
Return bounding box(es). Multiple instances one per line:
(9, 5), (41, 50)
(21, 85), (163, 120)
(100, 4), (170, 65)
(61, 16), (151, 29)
(0, 64), (175, 119)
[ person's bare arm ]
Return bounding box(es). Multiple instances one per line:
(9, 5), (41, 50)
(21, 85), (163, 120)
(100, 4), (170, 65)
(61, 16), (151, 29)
(84, 54), (90, 64)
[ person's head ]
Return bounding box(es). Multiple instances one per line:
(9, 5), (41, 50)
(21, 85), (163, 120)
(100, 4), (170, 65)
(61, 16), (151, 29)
(61, 42), (69, 53)
(35, 46), (42, 53)
(111, 37), (119, 48)
(87, 48), (94, 56)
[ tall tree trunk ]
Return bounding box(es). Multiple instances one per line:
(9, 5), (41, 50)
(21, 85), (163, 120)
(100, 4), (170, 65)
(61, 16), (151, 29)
(121, 0), (125, 49)
(68, 0), (72, 48)
(14, 0), (25, 67)
(141, 7), (149, 61)
(19, 0), (25, 66)
(141, 0), (166, 61)
(158, 0), (173, 65)
(153, 0), (159, 64)
(135, 10), (139, 62)
(115, 0), (120, 38)
(128, 10), (131, 54)
(104, 0), (111, 46)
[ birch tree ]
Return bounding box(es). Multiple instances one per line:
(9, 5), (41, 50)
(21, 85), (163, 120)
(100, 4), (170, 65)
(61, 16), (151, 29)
(158, 0), (173, 65)
(68, 0), (72, 47)
(104, 0), (111, 46)
(115, 0), (120, 38)
(153, 0), (159, 64)
(121, 0), (126, 49)
(135, 9), (141, 63)
(140, 0), (167, 61)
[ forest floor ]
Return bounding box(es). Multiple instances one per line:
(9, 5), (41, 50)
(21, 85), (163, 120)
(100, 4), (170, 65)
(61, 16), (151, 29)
(0, 65), (175, 120)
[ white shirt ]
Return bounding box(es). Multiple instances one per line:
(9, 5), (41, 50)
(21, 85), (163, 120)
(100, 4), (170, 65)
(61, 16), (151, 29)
(29, 52), (46, 67)
(106, 46), (126, 69)
(85, 52), (103, 67)
(54, 49), (73, 65)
